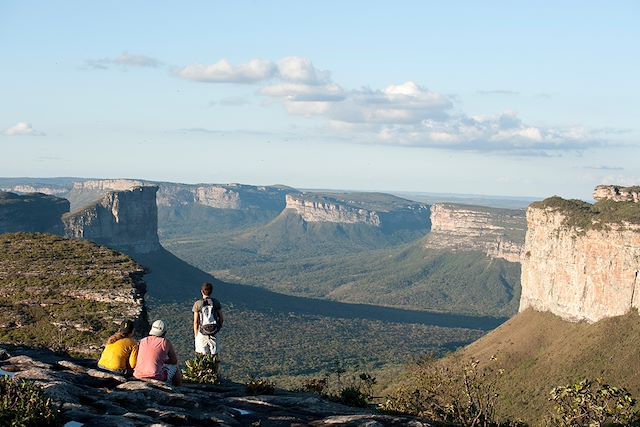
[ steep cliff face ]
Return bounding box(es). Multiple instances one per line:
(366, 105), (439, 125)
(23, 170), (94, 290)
(423, 203), (525, 263)
(283, 193), (430, 231)
(519, 194), (640, 322)
(285, 194), (382, 226)
(0, 192), (70, 235)
(63, 186), (160, 254)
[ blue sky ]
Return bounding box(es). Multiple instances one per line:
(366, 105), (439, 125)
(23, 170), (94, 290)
(1, 1), (638, 200)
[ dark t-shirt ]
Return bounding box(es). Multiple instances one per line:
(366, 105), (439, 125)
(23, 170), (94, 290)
(192, 298), (221, 314)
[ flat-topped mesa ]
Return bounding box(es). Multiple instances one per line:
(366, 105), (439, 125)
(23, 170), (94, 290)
(424, 203), (525, 263)
(0, 192), (70, 235)
(63, 186), (160, 254)
(593, 184), (640, 203)
(519, 188), (640, 323)
(159, 182), (288, 210)
(285, 194), (382, 226)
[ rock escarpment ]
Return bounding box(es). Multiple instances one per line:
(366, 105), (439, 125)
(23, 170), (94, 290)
(519, 189), (640, 322)
(0, 233), (147, 355)
(284, 193), (430, 231)
(423, 203), (525, 263)
(0, 191), (69, 235)
(63, 186), (160, 254)
(286, 194), (382, 226)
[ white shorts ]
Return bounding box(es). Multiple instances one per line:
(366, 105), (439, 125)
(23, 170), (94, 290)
(195, 332), (218, 355)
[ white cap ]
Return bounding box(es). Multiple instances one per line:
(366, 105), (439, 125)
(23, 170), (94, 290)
(149, 319), (166, 337)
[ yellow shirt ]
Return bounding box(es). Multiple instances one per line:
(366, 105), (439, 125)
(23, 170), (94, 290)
(97, 337), (138, 373)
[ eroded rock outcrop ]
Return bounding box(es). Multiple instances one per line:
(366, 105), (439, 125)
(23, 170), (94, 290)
(63, 186), (160, 254)
(519, 191), (640, 322)
(0, 192), (69, 235)
(423, 203), (525, 263)
(593, 184), (640, 203)
(0, 349), (431, 427)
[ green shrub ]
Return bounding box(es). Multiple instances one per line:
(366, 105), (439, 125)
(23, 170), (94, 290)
(300, 367), (376, 408)
(549, 378), (640, 426)
(0, 376), (61, 427)
(245, 378), (275, 395)
(182, 354), (219, 384)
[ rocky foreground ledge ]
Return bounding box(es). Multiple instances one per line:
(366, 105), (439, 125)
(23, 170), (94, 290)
(0, 347), (429, 427)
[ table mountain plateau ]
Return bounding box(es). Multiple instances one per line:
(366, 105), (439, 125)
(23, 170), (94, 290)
(0, 191), (69, 235)
(417, 184), (640, 425)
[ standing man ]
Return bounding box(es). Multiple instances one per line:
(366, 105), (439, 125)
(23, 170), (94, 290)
(193, 282), (224, 356)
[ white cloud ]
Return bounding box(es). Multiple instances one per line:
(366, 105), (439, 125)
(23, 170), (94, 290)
(276, 57), (331, 84)
(86, 51), (162, 69)
(173, 56), (607, 154)
(177, 59), (276, 83)
(5, 122), (45, 136)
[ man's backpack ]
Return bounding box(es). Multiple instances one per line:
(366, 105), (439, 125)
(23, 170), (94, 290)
(199, 298), (220, 336)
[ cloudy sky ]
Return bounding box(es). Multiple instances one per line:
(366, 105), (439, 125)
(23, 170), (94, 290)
(1, 1), (638, 200)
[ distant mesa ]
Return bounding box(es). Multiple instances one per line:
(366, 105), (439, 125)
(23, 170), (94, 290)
(0, 191), (69, 235)
(593, 184), (640, 203)
(423, 203), (526, 263)
(520, 185), (640, 323)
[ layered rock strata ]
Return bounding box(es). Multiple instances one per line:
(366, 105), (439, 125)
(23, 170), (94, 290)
(63, 186), (160, 254)
(0, 191), (69, 235)
(593, 184), (640, 203)
(0, 234), (148, 354)
(286, 194), (382, 226)
(519, 193), (640, 322)
(423, 203), (525, 263)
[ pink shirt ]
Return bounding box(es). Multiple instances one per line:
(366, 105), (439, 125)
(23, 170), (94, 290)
(133, 336), (176, 380)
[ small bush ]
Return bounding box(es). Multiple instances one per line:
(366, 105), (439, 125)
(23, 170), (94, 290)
(246, 378), (275, 395)
(549, 378), (640, 426)
(0, 376), (61, 427)
(300, 367), (376, 408)
(182, 354), (219, 384)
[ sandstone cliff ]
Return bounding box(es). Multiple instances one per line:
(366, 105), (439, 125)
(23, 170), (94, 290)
(63, 186), (160, 254)
(593, 184), (640, 203)
(0, 191), (69, 235)
(423, 203), (525, 263)
(283, 193), (430, 231)
(519, 193), (640, 322)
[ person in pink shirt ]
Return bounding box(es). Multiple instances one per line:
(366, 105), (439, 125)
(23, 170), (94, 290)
(133, 319), (182, 386)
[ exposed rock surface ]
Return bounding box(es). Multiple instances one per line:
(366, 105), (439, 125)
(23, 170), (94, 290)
(0, 347), (431, 427)
(63, 186), (161, 254)
(286, 194), (382, 226)
(0, 191), (69, 235)
(284, 193), (430, 231)
(519, 192), (640, 322)
(593, 184), (640, 203)
(423, 203), (525, 263)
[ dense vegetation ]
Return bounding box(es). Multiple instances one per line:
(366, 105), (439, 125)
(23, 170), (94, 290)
(0, 233), (144, 355)
(165, 236), (521, 317)
(532, 197), (640, 230)
(148, 302), (485, 385)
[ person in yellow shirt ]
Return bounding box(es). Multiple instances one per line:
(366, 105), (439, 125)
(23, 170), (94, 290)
(97, 319), (138, 376)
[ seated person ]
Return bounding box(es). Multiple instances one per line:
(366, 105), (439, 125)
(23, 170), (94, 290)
(97, 319), (138, 376)
(133, 319), (182, 386)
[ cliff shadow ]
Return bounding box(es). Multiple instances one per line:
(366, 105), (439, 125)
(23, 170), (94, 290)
(133, 247), (507, 331)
